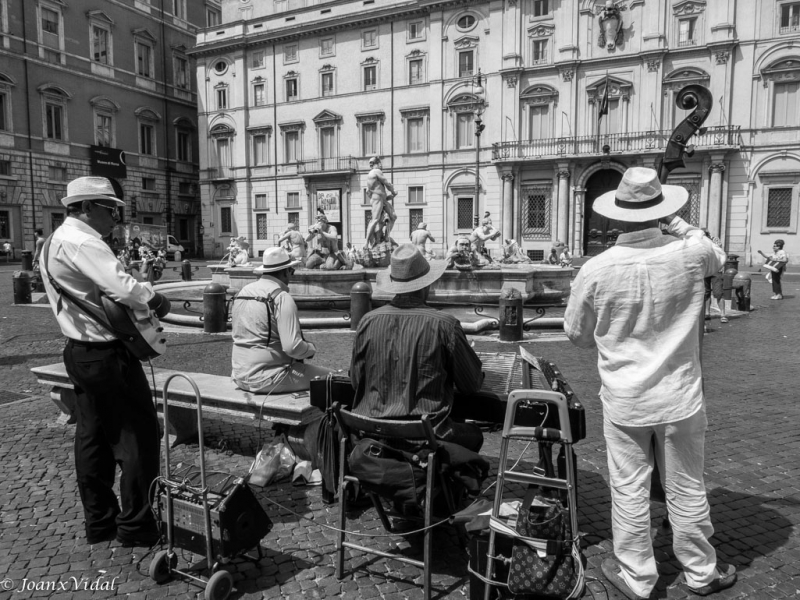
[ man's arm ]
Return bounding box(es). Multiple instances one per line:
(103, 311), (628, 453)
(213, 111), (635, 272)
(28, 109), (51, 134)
(319, 225), (338, 241)
(76, 237), (155, 311)
(664, 215), (726, 276)
(274, 293), (316, 360)
(451, 323), (484, 393)
(374, 169), (396, 196)
(564, 271), (597, 349)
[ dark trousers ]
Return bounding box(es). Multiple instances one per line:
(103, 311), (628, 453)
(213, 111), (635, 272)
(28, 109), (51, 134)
(63, 340), (160, 541)
(772, 270), (783, 295)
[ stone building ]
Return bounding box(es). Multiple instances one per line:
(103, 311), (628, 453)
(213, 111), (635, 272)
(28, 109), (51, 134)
(0, 0), (218, 256)
(191, 0), (798, 264)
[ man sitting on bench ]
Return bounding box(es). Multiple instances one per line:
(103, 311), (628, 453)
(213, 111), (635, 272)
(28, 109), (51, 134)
(232, 247), (332, 393)
(349, 244), (484, 452)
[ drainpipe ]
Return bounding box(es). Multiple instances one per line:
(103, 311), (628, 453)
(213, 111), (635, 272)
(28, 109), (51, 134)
(159, 0), (173, 236)
(21, 3), (38, 239)
(273, 43), (279, 214)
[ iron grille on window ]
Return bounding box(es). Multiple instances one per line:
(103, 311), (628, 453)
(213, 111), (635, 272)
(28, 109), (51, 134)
(521, 185), (552, 239)
(410, 208), (424, 236)
(256, 213), (268, 239)
(457, 197), (474, 230)
(767, 188), (793, 228)
(365, 210), (372, 237)
(670, 177), (701, 227)
(527, 249), (544, 262)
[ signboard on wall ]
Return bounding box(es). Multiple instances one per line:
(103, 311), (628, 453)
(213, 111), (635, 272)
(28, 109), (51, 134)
(90, 146), (127, 179)
(316, 189), (340, 223)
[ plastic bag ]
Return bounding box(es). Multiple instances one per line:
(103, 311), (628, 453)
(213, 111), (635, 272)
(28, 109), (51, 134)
(249, 437), (297, 487)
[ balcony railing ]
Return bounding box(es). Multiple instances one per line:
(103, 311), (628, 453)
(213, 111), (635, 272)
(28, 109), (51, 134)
(205, 166), (236, 180)
(492, 126), (741, 161)
(296, 156), (358, 174)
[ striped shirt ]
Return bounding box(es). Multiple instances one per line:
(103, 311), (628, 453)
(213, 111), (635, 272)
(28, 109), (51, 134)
(350, 296), (483, 432)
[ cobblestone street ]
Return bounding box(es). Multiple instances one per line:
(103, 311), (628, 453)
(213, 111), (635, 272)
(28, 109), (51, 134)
(1, 263), (799, 599)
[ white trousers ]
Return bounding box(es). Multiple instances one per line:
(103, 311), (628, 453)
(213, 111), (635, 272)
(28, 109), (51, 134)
(604, 408), (717, 597)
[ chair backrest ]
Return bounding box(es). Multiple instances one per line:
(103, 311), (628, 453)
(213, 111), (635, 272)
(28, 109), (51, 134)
(333, 403), (438, 449)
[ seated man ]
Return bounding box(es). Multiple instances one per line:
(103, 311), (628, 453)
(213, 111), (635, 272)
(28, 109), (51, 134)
(350, 244), (484, 452)
(231, 247), (332, 393)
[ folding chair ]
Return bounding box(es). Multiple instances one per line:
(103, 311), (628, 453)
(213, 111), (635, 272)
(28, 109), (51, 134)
(333, 403), (460, 600)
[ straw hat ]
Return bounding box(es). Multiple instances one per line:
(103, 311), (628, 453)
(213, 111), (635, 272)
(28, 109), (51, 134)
(254, 247), (302, 274)
(593, 167), (688, 222)
(61, 176), (125, 208)
(375, 243), (447, 294)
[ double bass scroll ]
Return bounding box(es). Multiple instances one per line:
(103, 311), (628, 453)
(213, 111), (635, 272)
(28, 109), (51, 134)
(656, 84), (714, 184)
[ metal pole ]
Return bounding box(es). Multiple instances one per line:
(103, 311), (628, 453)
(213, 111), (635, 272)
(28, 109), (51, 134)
(475, 119), (481, 225)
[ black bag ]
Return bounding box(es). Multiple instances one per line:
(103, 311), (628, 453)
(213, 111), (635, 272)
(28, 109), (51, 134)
(315, 374), (341, 505)
(347, 437), (427, 509)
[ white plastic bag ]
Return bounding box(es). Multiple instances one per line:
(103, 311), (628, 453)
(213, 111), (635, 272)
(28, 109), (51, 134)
(249, 437), (297, 487)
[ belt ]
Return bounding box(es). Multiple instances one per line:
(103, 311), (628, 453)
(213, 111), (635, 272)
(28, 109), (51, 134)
(66, 339), (121, 349)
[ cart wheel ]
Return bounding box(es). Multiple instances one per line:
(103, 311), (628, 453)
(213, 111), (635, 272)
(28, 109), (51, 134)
(149, 550), (175, 584)
(205, 570), (233, 600)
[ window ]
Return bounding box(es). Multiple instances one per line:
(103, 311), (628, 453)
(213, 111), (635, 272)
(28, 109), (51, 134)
(781, 2), (800, 33)
(598, 98), (621, 135)
(410, 208), (424, 236)
(207, 6), (221, 26)
(216, 87), (228, 110)
(364, 210), (372, 236)
(251, 50), (265, 69)
(532, 39), (548, 64)
(286, 78), (298, 101)
(216, 137), (231, 167)
(136, 41), (153, 77)
(408, 186), (424, 204)
(409, 59), (423, 84)
(320, 127), (335, 158)
(457, 14), (476, 30)
(40, 6), (62, 63)
(520, 184), (552, 239)
(173, 0), (186, 20)
(407, 117), (425, 153)
(529, 105), (550, 139)
(95, 113), (112, 147)
(285, 130), (299, 162)
(255, 194), (268, 210)
(140, 123), (155, 155)
(773, 81), (799, 127)
(220, 206), (232, 234)
(0, 161), (8, 176)
(362, 122), (377, 155)
(179, 181), (192, 194)
(459, 51), (474, 77)
(287, 192), (300, 208)
(254, 83), (266, 106)
(321, 72), (334, 97)
(213, 61), (227, 75)
(256, 213), (268, 239)
(45, 100), (64, 140)
(177, 130), (190, 161)
(457, 197), (474, 229)
(533, 0), (550, 17)
(456, 113), (474, 149)
(320, 37), (334, 56)
(288, 211), (299, 225)
(678, 18), (697, 46)
(0, 209), (9, 238)
(0, 90), (9, 132)
(364, 65), (377, 91)
(253, 134), (268, 165)
(175, 57), (189, 89)
(767, 188), (793, 228)
(48, 166), (66, 181)
(284, 44), (298, 63)
(92, 26), (110, 64)
(142, 177), (156, 190)
(362, 29), (377, 48)
(408, 21), (423, 40)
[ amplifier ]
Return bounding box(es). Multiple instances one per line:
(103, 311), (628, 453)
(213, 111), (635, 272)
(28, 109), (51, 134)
(157, 468), (272, 559)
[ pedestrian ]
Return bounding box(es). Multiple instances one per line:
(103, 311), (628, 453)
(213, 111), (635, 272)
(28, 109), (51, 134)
(32, 228), (45, 270)
(758, 239), (789, 300)
(39, 176), (171, 547)
(702, 230), (727, 324)
(565, 167), (735, 599)
(3, 240), (13, 262)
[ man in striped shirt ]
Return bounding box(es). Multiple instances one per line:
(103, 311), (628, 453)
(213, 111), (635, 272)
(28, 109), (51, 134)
(350, 244), (484, 451)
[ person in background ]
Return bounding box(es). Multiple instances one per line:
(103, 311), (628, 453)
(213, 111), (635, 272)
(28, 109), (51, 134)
(565, 167), (734, 599)
(32, 228), (46, 270)
(703, 230), (728, 324)
(758, 239), (789, 300)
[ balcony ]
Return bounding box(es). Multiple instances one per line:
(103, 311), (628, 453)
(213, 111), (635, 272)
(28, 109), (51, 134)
(297, 156), (358, 176)
(492, 126), (741, 162)
(204, 166), (236, 180)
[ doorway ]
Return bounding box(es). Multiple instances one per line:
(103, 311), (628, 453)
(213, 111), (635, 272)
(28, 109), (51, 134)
(583, 169), (628, 256)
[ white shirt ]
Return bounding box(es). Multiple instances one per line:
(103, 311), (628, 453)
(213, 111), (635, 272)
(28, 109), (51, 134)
(564, 217), (726, 427)
(40, 217), (155, 342)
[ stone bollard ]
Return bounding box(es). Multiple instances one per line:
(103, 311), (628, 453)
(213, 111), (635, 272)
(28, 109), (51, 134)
(21, 250), (33, 271)
(13, 271), (33, 304)
(733, 272), (752, 312)
(350, 282), (372, 330)
(203, 282), (228, 333)
(181, 259), (193, 281)
(498, 289), (524, 342)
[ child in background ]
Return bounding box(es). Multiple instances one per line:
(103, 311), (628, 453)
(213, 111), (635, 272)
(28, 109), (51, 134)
(758, 240), (789, 300)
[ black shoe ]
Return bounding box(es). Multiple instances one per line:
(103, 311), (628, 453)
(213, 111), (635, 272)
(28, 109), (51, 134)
(86, 528), (117, 544)
(116, 531), (161, 548)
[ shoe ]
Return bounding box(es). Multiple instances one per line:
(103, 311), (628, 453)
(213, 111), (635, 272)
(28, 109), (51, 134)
(116, 531), (162, 548)
(720, 317), (729, 323)
(86, 528), (117, 544)
(684, 563), (737, 596)
(704, 314), (711, 321)
(601, 558), (651, 600)
(775, 294), (783, 300)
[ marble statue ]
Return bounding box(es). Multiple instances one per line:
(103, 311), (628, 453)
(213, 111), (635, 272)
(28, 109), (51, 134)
(364, 156), (398, 248)
(277, 222), (307, 261)
(410, 222), (436, 260)
(227, 236), (251, 267)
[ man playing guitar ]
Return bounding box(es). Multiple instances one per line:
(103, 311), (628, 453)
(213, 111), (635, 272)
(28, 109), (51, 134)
(40, 176), (170, 547)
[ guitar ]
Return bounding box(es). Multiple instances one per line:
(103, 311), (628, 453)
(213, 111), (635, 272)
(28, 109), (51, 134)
(101, 294), (167, 361)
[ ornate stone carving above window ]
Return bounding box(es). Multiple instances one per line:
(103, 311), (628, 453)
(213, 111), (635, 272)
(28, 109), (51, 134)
(586, 75), (631, 101)
(355, 111), (385, 124)
(399, 106), (430, 120)
(278, 121), (305, 133)
(527, 23), (554, 38)
(247, 125), (272, 135)
(447, 93), (483, 113)
(662, 67), (710, 91)
(209, 124), (235, 139)
(672, 0), (706, 16)
(312, 110), (342, 128)
(760, 58), (800, 87)
(453, 35), (479, 50)
(520, 84), (558, 106)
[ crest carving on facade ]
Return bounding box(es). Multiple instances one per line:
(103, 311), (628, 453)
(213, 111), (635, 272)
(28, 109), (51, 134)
(672, 0), (706, 16)
(597, 1), (625, 50)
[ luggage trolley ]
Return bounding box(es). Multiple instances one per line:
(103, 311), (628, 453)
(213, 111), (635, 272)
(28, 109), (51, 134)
(479, 389), (585, 600)
(148, 374), (272, 600)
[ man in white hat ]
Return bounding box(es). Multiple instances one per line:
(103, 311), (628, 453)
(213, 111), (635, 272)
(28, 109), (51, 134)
(350, 244), (484, 451)
(231, 246), (332, 393)
(39, 176), (171, 548)
(564, 167), (732, 598)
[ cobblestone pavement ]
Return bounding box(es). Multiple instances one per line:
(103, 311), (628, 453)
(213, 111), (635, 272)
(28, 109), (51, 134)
(1, 262), (799, 599)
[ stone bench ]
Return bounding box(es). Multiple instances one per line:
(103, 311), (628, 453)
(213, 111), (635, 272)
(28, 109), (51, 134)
(30, 363), (322, 447)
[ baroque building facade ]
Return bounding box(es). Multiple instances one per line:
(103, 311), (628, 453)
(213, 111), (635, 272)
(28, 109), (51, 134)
(192, 0), (799, 264)
(0, 0), (218, 256)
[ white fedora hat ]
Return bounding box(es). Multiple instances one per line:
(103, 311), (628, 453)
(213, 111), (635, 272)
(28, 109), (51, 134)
(375, 243), (447, 294)
(254, 247), (302, 274)
(61, 176), (125, 208)
(593, 167), (688, 223)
